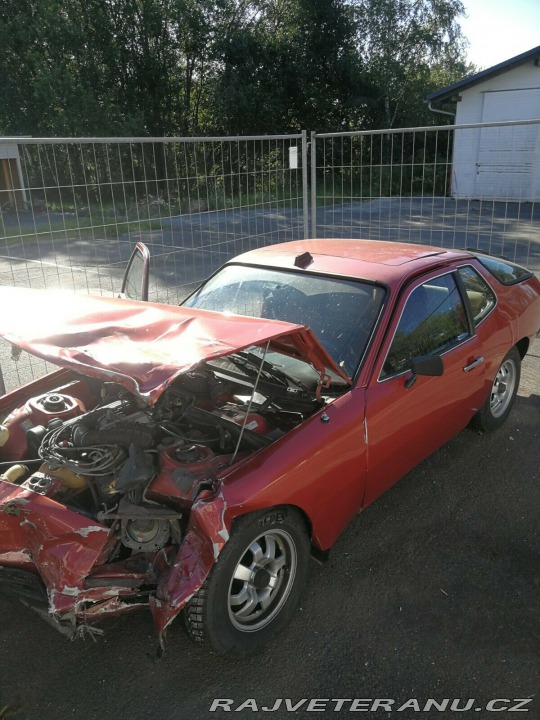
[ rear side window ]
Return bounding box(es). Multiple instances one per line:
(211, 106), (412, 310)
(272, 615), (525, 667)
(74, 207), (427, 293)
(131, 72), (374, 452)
(477, 255), (532, 285)
(458, 266), (496, 325)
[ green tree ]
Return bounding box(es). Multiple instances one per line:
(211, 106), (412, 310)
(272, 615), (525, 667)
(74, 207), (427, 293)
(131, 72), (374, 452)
(0, 0), (220, 136)
(0, 0), (473, 137)
(209, 0), (370, 133)
(350, 0), (469, 128)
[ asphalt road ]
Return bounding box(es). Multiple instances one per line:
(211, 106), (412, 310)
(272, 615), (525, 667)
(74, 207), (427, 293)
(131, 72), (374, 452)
(0, 202), (539, 719)
(1, 197), (539, 295)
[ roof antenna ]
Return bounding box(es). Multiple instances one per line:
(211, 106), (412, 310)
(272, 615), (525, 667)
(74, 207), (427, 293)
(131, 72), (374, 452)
(229, 340), (270, 466)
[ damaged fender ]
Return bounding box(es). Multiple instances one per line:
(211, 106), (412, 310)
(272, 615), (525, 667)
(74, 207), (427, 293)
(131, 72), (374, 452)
(150, 489), (229, 645)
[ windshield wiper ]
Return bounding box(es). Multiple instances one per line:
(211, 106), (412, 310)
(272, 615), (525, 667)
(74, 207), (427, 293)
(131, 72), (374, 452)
(229, 351), (310, 397)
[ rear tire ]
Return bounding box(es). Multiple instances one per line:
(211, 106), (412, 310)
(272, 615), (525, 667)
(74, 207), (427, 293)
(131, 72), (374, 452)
(183, 506), (310, 657)
(471, 347), (521, 432)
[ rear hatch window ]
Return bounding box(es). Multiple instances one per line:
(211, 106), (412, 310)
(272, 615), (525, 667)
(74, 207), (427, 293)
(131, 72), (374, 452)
(477, 255), (533, 285)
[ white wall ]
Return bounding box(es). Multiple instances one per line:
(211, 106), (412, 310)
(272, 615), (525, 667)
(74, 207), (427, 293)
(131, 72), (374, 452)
(452, 61), (540, 200)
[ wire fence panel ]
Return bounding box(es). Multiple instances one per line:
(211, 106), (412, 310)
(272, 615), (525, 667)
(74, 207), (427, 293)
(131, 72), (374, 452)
(0, 133), (308, 392)
(311, 120), (540, 276)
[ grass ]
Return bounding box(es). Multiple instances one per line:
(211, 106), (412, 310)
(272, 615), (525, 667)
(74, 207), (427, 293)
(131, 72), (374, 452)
(1, 184), (304, 246)
(315, 164), (451, 202)
(0, 700), (22, 719)
(0, 216), (165, 246)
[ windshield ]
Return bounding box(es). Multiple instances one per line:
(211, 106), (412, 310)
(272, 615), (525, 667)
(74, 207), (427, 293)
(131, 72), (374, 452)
(183, 265), (385, 378)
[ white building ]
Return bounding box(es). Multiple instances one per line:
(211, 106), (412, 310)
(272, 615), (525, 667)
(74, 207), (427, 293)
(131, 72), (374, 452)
(426, 46), (540, 201)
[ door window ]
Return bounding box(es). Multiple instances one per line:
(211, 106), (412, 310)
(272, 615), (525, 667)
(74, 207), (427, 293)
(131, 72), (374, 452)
(381, 274), (470, 379)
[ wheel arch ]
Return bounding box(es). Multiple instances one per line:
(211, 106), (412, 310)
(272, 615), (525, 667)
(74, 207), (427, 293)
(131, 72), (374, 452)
(470, 345), (521, 432)
(515, 337), (529, 360)
(229, 502), (325, 558)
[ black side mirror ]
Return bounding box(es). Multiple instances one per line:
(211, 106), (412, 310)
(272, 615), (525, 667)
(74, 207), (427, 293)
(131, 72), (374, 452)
(405, 354), (443, 388)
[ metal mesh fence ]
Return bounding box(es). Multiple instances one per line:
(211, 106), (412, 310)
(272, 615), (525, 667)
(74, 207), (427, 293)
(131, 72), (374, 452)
(0, 133), (308, 392)
(311, 120), (540, 275)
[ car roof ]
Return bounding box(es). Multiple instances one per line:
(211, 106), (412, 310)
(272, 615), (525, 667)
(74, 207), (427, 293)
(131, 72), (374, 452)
(233, 239), (473, 287)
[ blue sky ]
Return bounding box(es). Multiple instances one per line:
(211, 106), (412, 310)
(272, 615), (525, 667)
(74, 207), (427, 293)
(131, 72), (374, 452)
(461, 0), (540, 69)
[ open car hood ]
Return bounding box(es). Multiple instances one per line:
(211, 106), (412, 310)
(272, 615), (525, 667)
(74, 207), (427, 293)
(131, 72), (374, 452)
(0, 287), (351, 402)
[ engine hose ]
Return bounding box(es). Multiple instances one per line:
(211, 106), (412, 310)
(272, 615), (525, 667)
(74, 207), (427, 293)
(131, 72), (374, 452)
(72, 423), (154, 449)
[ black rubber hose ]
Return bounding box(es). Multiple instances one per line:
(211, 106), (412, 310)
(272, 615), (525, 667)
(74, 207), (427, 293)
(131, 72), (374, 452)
(72, 422), (154, 449)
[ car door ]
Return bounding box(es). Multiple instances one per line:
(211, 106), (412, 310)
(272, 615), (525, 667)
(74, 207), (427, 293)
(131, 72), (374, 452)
(363, 268), (487, 507)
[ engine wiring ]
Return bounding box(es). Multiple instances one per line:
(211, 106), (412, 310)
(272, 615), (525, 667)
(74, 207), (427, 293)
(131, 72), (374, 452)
(39, 423), (126, 478)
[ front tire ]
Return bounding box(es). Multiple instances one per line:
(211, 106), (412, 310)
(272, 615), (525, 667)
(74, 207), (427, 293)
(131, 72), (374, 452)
(471, 347), (521, 431)
(183, 506), (310, 657)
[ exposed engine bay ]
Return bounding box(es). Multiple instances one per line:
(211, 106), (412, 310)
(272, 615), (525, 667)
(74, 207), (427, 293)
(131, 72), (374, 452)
(0, 356), (321, 556)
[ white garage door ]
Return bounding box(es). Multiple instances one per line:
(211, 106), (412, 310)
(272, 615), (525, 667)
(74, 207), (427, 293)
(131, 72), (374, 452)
(476, 88), (540, 200)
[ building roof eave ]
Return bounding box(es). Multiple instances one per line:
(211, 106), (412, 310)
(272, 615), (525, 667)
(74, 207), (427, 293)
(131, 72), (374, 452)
(425, 45), (540, 104)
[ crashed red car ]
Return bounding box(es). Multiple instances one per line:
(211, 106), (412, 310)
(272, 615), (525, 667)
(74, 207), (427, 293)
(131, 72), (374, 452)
(0, 239), (539, 657)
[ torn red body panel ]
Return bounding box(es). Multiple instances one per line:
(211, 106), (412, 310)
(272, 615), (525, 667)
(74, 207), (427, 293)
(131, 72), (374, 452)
(0, 464), (209, 636)
(0, 473), (113, 625)
(149, 489), (230, 644)
(0, 287), (351, 400)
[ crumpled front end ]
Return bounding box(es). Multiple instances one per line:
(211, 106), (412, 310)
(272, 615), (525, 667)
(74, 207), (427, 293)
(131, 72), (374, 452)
(0, 474), (117, 634)
(0, 284), (343, 645)
(0, 463), (229, 643)
(149, 489), (229, 646)
(0, 320), (326, 644)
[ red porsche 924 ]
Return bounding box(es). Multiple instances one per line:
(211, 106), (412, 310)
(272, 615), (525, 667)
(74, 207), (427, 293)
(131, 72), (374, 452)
(0, 239), (539, 656)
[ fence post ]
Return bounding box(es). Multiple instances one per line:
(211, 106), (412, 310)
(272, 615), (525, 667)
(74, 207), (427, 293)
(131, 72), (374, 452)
(301, 130), (309, 239)
(310, 131), (317, 238)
